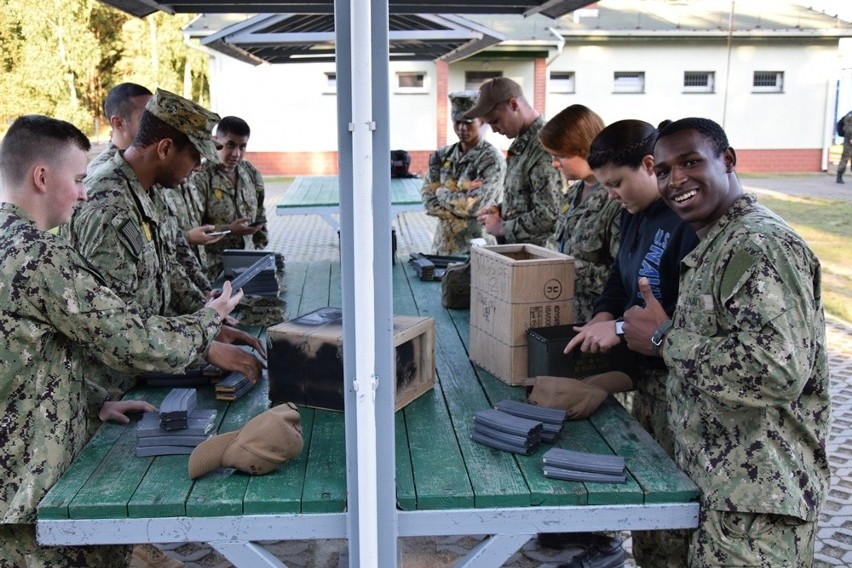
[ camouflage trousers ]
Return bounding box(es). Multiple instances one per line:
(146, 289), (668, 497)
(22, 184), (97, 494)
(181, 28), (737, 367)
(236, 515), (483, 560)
(689, 510), (816, 567)
(838, 140), (852, 173)
(0, 523), (130, 568)
(630, 368), (691, 568)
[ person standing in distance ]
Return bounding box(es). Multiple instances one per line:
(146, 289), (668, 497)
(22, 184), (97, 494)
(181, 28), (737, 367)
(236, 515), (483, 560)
(625, 117), (830, 566)
(465, 77), (561, 246)
(421, 90), (506, 254)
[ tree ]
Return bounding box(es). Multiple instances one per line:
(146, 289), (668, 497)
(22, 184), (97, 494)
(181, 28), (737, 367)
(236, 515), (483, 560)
(0, 0), (209, 136)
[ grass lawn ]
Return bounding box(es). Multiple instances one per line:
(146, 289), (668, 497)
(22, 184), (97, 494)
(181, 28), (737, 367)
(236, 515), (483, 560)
(755, 193), (852, 324)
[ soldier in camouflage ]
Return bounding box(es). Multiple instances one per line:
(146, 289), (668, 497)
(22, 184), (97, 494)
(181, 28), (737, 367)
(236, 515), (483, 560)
(191, 116), (268, 281)
(65, 89), (265, 390)
(421, 90), (506, 254)
(465, 77), (561, 246)
(626, 117), (830, 566)
(538, 104), (621, 323)
(837, 110), (852, 184)
(0, 115), (245, 568)
(87, 83), (152, 177)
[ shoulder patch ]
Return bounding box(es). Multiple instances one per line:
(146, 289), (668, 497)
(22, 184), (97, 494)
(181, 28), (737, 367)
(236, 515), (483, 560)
(720, 248), (755, 300)
(117, 219), (145, 257)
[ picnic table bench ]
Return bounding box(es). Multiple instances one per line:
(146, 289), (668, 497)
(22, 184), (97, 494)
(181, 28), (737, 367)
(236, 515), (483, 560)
(37, 259), (699, 567)
(275, 175), (423, 230)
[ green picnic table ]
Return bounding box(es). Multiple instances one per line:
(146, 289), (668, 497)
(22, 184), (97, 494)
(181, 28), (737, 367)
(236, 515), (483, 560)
(275, 175), (423, 230)
(37, 259), (699, 567)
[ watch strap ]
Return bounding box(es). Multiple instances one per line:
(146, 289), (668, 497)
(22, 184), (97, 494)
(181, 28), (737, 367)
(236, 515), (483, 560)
(651, 319), (673, 356)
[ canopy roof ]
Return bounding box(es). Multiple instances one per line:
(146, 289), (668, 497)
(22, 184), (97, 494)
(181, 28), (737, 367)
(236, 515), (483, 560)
(197, 12), (507, 64)
(101, 0), (593, 19)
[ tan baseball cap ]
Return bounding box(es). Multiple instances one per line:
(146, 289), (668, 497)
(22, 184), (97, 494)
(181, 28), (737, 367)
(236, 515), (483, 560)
(188, 402), (304, 479)
(145, 88), (222, 164)
(464, 77), (523, 119)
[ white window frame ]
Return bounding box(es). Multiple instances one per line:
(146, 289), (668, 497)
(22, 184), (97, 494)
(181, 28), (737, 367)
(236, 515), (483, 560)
(465, 70), (502, 91)
(613, 71), (645, 94)
(683, 71), (715, 94)
(752, 71), (784, 93)
(323, 72), (337, 94)
(395, 71), (429, 94)
(550, 71), (576, 94)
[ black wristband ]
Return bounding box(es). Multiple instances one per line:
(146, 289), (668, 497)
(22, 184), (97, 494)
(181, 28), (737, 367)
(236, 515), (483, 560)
(651, 319), (673, 356)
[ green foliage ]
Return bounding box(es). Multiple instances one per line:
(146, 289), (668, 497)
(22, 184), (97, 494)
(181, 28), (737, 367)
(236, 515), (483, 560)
(0, 0), (208, 136)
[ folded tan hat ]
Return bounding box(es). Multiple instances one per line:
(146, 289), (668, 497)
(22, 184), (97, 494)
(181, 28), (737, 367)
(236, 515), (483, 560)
(526, 372), (633, 420)
(188, 402), (303, 479)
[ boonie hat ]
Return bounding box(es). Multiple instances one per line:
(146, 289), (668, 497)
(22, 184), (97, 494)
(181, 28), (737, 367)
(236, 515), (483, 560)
(464, 77), (523, 120)
(145, 88), (222, 163)
(188, 402), (303, 479)
(449, 90), (480, 122)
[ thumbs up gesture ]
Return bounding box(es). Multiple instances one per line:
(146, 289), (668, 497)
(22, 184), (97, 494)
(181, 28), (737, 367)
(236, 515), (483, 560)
(623, 277), (671, 356)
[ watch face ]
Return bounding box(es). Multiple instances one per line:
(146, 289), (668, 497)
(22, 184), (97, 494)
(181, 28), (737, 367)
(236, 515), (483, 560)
(615, 321), (625, 335)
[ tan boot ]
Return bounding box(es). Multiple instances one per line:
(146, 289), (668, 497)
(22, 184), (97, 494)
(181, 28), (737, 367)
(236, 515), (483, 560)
(129, 544), (184, 568)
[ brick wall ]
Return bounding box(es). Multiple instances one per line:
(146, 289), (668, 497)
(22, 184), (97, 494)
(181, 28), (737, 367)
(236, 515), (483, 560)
(533, 58), (547, 115)
(248, 150), (433, 177)
(734, 149), (822, 173)
(249, 148), (823, 177)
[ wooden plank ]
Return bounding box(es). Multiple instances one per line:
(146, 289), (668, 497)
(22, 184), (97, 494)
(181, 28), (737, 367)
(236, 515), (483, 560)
(68, 423), (150, 519)
(128, 387), (228, 518)
(243, 407), (317, 514)
(297, 260), (333, 315)
(301, 410), (347, 513)
(590, 398), (700, 504)
(37, 422), (126, 520)
(403, 259), (529, 509)
(394, 409), (417, 511)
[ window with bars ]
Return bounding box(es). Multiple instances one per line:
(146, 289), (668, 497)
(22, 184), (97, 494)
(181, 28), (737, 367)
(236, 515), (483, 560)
(465, 71), (503, 91)
(752, 71), (784, 93)
(613, 72), (645, 93)
(395, 72), (428, 93)
(683, 71), (714, 93)
(550, 71), (576, 93)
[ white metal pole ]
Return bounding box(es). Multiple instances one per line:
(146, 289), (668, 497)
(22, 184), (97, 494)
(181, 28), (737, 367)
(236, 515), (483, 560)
(350, 0), (379, 566)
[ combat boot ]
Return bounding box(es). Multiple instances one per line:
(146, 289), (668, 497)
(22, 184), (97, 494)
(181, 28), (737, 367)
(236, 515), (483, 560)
(838, 171), (845, 184)
(557, 534), (626, 568)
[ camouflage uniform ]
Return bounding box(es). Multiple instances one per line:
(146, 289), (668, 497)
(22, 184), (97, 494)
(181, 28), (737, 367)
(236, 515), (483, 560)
(837, 111), (852, 181)
(546, 180), (621, 323)
(421, 139), (505, 254)
(0, 203), (221, 566)
(81, 142), (213, 297)
(166, 181), (209, 268)
(67, 151), (206, 320)
(498, 116), (561, 246)
(663, 194), (830, 565)
(192, 159), (268, 280)
(87, 141), (118, 176)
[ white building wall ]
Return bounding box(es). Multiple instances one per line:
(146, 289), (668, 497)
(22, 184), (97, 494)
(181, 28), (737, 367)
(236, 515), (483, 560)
(545, 39), (837, 150)
(206, 54), (439, 154)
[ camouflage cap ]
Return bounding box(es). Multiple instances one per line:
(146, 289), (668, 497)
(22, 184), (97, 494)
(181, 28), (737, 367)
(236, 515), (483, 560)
(449, 90), (480, 122)
(146, 88), (221, 163)
(464, 77), (523, 120)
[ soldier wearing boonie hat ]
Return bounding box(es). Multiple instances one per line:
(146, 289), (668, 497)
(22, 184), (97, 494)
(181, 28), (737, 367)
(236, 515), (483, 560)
(450, 90), (480, 122)
(145, 88), (222, 164)
(419, 90), (507, 255)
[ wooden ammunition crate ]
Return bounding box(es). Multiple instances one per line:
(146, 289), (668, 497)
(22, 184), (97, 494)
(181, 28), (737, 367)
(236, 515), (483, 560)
(267, 307), (435, 411)
(469, 244), (575, 385)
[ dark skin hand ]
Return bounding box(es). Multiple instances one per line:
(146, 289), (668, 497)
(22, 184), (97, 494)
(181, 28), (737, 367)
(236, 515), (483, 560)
(622, 277), (670, 357)
(216, 324), (267, 357)
(99, 399), (158, 424)
(207, 341), (266, 384)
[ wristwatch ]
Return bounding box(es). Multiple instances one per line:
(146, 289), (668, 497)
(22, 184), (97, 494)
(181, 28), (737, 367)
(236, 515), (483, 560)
(615, 319), (625, 336)
(651, 319), (673, 356)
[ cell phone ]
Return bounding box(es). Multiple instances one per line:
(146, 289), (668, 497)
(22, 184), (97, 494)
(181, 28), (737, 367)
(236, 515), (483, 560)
(247, 220), (264, 227)
(206, 230), (231, 237)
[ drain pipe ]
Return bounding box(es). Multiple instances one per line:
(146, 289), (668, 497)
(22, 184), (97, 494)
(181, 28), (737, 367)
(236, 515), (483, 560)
(546, 27), (565, 66)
